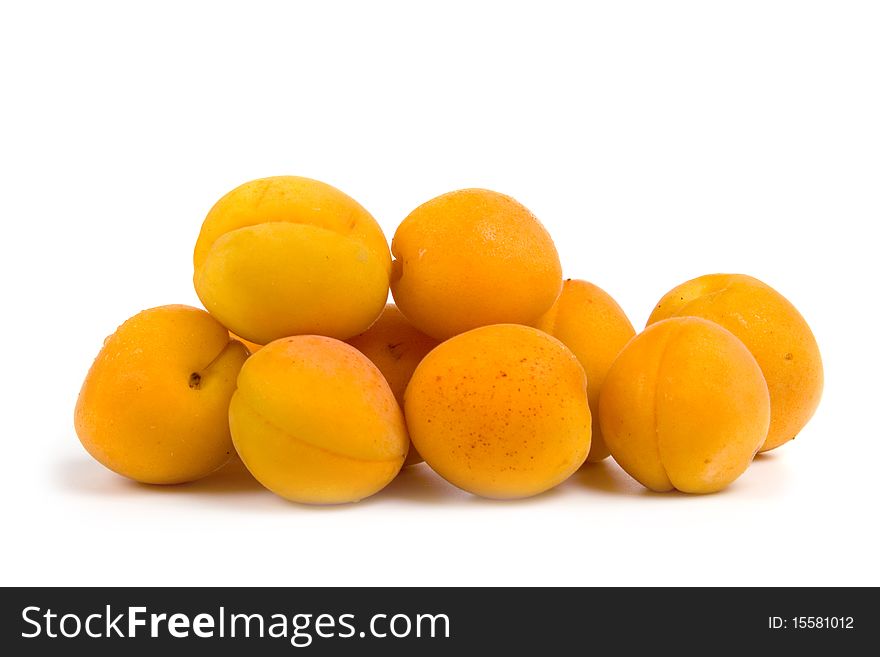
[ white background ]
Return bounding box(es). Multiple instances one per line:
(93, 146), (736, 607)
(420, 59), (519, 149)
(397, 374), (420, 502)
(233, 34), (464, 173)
(1, 1), (878, 587)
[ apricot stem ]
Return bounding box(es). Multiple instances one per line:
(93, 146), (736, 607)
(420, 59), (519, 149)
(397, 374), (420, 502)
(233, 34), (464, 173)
(188, 340), (247, 390)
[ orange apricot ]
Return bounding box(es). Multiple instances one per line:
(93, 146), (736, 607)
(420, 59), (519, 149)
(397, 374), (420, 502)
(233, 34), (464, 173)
(648, 274), (823, 451)
(229, 336), (408, 504)
(599, 317), (770, 493)
(405, 324), (590, 499)
(390, 189), (562, 340)
(346, 304), (439, 466)
(74, 305), (249, 484)
(194, 176), (390, 344)
(536, 279), (635, 462)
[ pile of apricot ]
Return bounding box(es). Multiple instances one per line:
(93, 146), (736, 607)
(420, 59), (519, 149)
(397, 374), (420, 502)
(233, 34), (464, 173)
(75, 176), (823, 503)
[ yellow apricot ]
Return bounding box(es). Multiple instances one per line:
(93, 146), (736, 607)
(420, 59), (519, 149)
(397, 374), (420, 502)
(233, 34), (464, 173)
(229, 336), (408, 504)
(194, 176), (391, 345)
(405, 324), (590, 499)
(346, 304), (439, 466)
(536, 279), (635, 463)
(648, 274), (823, 451)
(74, 305), (249, 484)
(598, 317), (770, 493)
(390, 189), (562, 340)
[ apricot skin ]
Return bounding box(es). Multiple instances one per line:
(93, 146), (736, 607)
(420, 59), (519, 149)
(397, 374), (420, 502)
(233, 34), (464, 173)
(536, 279), (635, 463)
(229, 336), (408, 504)
(193, 176), (391, 345)
(598, 317), (771, 494)
(74, 305), (249, 484)
(405, 324), (591, 499)
(648, 274), (823, 451)
(346, 304), (439, 466)
(390, 189), (563, 340)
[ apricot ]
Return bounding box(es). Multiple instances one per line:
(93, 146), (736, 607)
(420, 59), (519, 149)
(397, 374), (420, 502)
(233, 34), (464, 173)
(229, 335), (408, 504)
(536, 279), (635, 463)
(193, 176), (391, 345)
(74, 305), (249, 484)
(598, 317), (770, 493)
(405, 324), (590, 499)
(346, 304), (439, 466)
(647, 274), (823, 451)
(390, 189), (562, 340)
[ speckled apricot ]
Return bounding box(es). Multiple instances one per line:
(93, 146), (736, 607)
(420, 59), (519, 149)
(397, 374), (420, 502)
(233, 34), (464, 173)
(194, 176), (390, 344)
(599, 317), (770, 493)
(74, 305), (249, 484)
(390, 189), (562, 340)
(229, 335), (408, 504)
(536, 279), (635, 463)
(648, 274), (823, 451)
(347, 304), (439, 466)
(405, 324), (590, 499)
